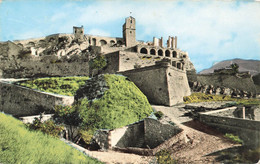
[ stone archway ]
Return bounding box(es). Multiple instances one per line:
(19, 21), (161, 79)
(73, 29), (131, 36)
(92, 38), (97, 46)
(140, 47), (148, 54)
(110, 40), (116, 46)
(158, 49), (163, 56)
(100, 40), (107, 46)
(165, 50), (171, 57)
(150, 49), (156, 55)
(172, 51), (177, 58)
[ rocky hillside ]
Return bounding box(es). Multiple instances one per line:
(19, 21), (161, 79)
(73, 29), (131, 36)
(199, 59), (260, 76)
(0, 35), (93, 78)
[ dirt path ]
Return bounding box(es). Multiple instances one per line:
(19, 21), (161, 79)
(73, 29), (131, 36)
(152, 104), (240, 163)
(77, 103), (239, 164)
(85, 150), (155, 164)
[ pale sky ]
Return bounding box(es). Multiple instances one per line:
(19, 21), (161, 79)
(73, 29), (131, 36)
(0, 0), (260, 72)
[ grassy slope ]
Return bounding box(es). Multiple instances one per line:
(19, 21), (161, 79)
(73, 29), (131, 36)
(18, 76), (89, 96)
(78, 74), (153, 130)
(183, 92), (260, 105)
(0, 113), (101, 164)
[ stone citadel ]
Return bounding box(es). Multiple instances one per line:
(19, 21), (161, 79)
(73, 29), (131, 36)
(0, 16), (195, 105)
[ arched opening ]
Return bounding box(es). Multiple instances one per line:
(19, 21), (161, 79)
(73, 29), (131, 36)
(28, 42), (35, 47)
(110, 40), (116, 46)
(158, 49), (163, 56)
(177, 63), (181, 69)
(172, 61), (176, 67)
(140, 48), (148, 54)
(183, 55), (187, 58)
(165, 50), (171, 57)
(172, 51), (177, 58)
(117, 40), (123, 45)
(150, 49), (156, 55)
(17, 43), (23, 48)
(100, 40), (107, 46)
(92, 38), (96, 46)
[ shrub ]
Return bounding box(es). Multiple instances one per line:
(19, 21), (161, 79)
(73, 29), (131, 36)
(156, 149), (176, 164)
(79, 129), (95, 145)
(28, 117), (64, 138)
(154, 111), (164, 120)
(224, 133), (243, 144)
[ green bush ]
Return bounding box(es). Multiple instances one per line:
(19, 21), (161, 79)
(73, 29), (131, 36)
(18, 76), (89, 96)
(28, 117), (64, 138)
(154, 111), (164, 120)
(156, 149), (176, 164)
(0, 112), (102, 164)
(224, 133), (243, 144)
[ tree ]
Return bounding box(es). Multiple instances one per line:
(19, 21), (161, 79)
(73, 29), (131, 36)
(231, 63), (239, 73)
(89, 54), (107, 77)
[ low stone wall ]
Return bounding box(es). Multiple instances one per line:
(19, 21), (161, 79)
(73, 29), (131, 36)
(199, 107), (260, 148)
(19, 114), (54, 123)
(0, 81), (74, 117)
(113, 131), (185, 156)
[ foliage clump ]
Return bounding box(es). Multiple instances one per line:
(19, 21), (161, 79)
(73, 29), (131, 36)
(0, 112), (101, 164)
(156, 149), (177, 164)
(224, 133), (243, 144)
(154, 111), (164, 120)
(89, 54), (107, 76)
(28, 117), (64, 138)
(18, 76), (89, 96)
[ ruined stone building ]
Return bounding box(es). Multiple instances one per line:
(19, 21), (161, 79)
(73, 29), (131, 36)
(0, 16), (194, 105)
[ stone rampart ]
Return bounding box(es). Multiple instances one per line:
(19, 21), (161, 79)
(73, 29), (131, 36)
(199, 107), (260, 148)
(0, 81), (74, 117)
(119, 63), (191, 106)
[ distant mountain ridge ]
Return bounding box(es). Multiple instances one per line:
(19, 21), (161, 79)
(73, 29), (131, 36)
(199, 59), (260, 76)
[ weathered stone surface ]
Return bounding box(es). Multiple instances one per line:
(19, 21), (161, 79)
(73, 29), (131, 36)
(120, 62), (191, 106)
(0, 81), (74, 117)
(94, 118), (183, 151)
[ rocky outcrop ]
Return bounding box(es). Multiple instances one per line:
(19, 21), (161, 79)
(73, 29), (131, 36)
(74, 75), (109, 101)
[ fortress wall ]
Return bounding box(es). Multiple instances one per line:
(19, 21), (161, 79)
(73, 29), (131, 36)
(104, 51), (120, 74)
(0, 81), (74, 117)
(199, 110), (260, 148)
(120, 65), (170, 106)
(197, 74), (257, 93)
(119, 64), (191, 106)
(167, 67), (191, 106)
(0, 57), (90, 78)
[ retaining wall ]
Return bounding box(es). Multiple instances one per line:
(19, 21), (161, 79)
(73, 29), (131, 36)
(199, 107), (260, 148)
(0, 81), (74, 117)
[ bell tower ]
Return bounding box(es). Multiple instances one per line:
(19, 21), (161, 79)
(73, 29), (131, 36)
(123, 16), (136, 47)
